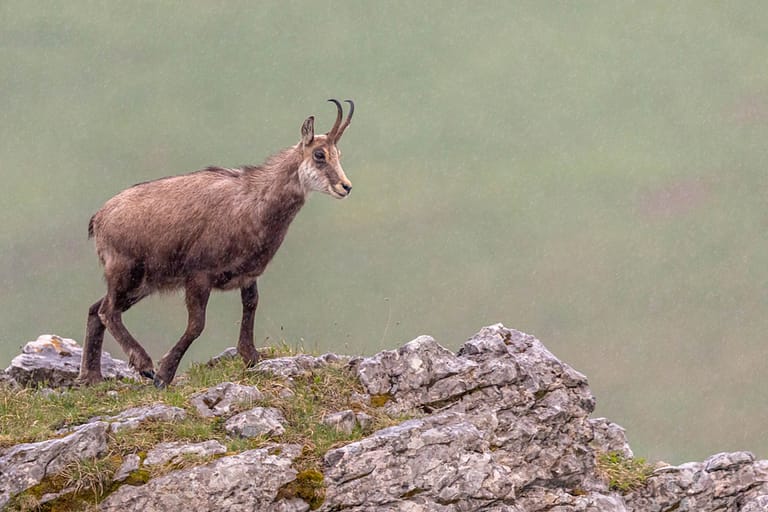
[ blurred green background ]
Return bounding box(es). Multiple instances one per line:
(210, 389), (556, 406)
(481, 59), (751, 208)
(2, 1), (767, 464)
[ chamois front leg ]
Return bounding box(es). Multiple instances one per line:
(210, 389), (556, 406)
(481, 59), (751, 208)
(155, 278), (211, 387)
(238, 281), (261, 366)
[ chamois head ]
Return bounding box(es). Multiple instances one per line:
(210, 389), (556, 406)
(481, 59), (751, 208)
(298, 99), (354, 198)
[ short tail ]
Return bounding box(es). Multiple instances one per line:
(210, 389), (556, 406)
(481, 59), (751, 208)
(88, 215), (95, 239)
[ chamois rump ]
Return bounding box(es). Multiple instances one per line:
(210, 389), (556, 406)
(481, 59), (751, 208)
(79, 99), (355, 387)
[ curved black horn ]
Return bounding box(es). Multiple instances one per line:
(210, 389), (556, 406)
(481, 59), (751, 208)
(335, 99), (354, 140)
(326, 99), (343, 139)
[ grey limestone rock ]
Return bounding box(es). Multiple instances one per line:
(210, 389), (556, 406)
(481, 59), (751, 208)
(742, 495), (768, 512)
(189, 381), (263, 418)
(589, 417), (634, 458)
(322, 409), (358, 434)
(225, 406), (286, 438)
(353, 334), (477, 399)
(100, 444), (304, 512)
(0, 421), (109, 509)
(328, 324), (612, 510)
(142, 440), (227, 467)
(355, 411), (373, 430)
(323, 412), (517, 511)
(5, 334), (141, 387)
(114, 454), (141, 482)
(206, 346), (239, 366)
(351, 324), (593, 419)
(627, 451), (768, 512)
(704, 450), (755, 472)
(103, 404), (187, 432)
(252, 352), (348, 380)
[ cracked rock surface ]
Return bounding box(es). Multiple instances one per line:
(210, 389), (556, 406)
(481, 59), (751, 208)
(0, 422), (109, 509)
(99, 444), (304, 512)
(142, 440), (227, 467)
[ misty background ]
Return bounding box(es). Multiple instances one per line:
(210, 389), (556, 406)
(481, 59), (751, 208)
(2, 2), (767, 464)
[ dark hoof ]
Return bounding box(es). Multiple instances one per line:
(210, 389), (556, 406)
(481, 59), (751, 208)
(139, 369), (156, 380)
(153, 375), (168, 389)
(242, 350), (263, 368)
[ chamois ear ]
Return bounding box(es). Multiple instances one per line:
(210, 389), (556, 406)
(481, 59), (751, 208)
(301, 116), (315, 145)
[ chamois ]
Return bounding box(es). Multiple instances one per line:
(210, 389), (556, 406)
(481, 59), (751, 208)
(79, 99), (355, 387)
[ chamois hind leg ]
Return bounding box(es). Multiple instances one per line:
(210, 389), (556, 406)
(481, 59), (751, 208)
(238, 281), (261, 367)
(155, 278), (211, 388)
(79, 298), (107, 385)
(99, 261), (155, 380)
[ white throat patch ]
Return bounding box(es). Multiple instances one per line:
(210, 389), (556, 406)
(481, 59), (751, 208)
(298, 160), (327, 195)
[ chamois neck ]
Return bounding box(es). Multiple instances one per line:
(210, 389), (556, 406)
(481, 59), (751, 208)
(243, 146), (307, 199)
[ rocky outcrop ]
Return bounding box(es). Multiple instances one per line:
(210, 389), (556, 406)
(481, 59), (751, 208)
(326, 326), (611, 510)
(5, 334), (140, 387)
(1, 324), (767, 511)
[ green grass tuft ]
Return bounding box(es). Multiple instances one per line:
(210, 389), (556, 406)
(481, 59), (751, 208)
(596, 451), (655, 493)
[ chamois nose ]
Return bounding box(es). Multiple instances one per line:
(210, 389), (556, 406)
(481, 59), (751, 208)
(342, 182), (352, 194)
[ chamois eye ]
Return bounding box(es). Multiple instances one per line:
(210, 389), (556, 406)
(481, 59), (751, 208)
(313, 150), (325, 162)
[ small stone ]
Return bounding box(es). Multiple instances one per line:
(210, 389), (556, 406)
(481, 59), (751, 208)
(39, 486), (77, 505)
(114, 454), (141, 482)
(225, 407), (286, 438)
(355, 412), (374, 431)
(190, 382), (263, 418)
(324, 410), (357, 434)
(207, 347), (239, 366)
(38, 387), (58, 398)
(319, 353), (344, 364)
